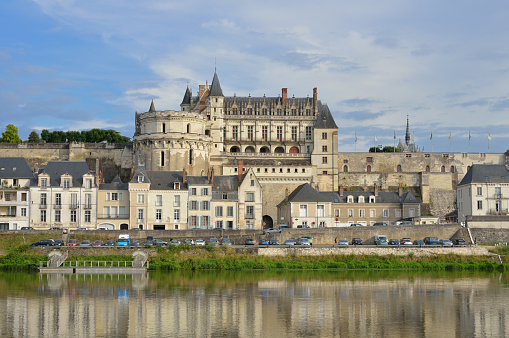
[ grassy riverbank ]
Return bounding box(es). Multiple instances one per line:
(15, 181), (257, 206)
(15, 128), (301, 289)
(0, 244), (505, 272)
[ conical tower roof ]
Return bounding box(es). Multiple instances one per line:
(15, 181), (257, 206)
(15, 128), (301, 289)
(181, 85), (192, 105)
(208, 71), (223, 97)
(405, 115), (410, 145)
(149, 100), (155, 112)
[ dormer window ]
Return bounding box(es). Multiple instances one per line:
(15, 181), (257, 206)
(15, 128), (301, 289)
(85, 179), (92, 189)
(369, 196), (376, 203)
(63, 178), (70, 189)
(358, 196), (365, 203)
(174, 182), (180, 189)
(347, 195), (353, 203)
(138, 175), (143, 183)
(40, 178), (48, 189)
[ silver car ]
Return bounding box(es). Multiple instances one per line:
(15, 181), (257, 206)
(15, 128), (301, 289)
(297, 238), (311, 246)
(195, 238), (206, 246)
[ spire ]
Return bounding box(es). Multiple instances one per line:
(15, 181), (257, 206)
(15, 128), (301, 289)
(149, 100), (155, 112)
(208, 70), (223, 97)
(405, 115), (410, 145)
(181, 85), (192, 105)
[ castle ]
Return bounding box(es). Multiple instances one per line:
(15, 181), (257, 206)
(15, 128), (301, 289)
(0, 71), (507, 225)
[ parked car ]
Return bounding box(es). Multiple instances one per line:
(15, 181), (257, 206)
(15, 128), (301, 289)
(131, 240), (141, 247)
(92, 240), (104, 247)
(373, 222), (388, 226)
(104, 240), (115, 247)
(338, 238), (349, 246)
(183, 239), (195, 245)
(221, 238), (232, 246)
(244, 238), (255, 245)
(424, 237), (440, 245)
(301, 236), (313, 245)
(259, 238), (269, 245)
(263, 228), (281, 234)
(374, 235), (388, 245)
(152, 239), (168, 246)
(350, 223), (364, 227)
(414, 239), (425, 246)
(454, 239), (467, 246)
(143, 239), (154, 246)
(30, 239), (55, 247)
(398, 221), (413, 225)
(400, 238), (413, 245)
(79, 240), (91, 247)
(20, 227), (35, 230)
(389, 239), (400, 246)
(68, 239), (79, 247)
(269, 238), (279, 245)
(351, 238), (363, 245)
(50, 227), (63, 230)
(53, 240), (65, 246)
(195, 238), (206, 246)
(284, 238), (296, 246)
(440, 239), (453, 247)
(296, 225), (309, 228)
(169, 239), (181, 246)
(297, 238), (311, 246)
(76, 227), (88, 230)
(208, 238), (220, 246)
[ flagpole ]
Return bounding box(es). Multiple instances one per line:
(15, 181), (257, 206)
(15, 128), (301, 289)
(430, 131), (433, 152)
(468, 131), (471, 153)
(355, 131), (357, 152)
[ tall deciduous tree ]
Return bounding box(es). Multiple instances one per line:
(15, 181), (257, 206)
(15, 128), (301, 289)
(1, 124), (21, 143)
(28, 130), (41, 143)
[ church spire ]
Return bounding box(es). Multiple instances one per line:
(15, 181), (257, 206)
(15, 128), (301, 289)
(405, 115), (410, 145)
(149, 99), (155, 112)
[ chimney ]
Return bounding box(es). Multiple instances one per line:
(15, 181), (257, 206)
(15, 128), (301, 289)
(207, 167), (211, 180)
(374, 183), (379, 197)
(285, 187), (289, 202)
(339, 185), (344, 197)
(95, 157), (100, 186)
(238, 160), (243, 182)
(313, 87), (317, 107)
(199, 85), (205, 97)
(130, 166), (135, 180)
(282, 88), (287, 108)
(211, 167), (214, 186)
(183, 168), (186, 183)
(398, 182), (404, 196)
(34, 163), (38, 173)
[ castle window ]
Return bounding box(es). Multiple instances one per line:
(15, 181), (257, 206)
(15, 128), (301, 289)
(367, 165), (371, 173)
(232, 126), (238, 140)
(247, 126), (254, 140)
(450, 166), (455, 173)
(322, 146), (327, 152)
(295, 168), (298, 173)
(322, 132), (327, 140)
(276, 126), (283, 140)
(306, 109), (311, 116)
(343, 165), (348, 172)
(366, 157), (373, 163)
(162, 123), (166, 133)
(160, 151), (164, 166)
(302, 168), (305, 173)
(397, 165), (402, 172)
(425, 165), (430, 172)
(322, 171), (327, 175)
(262, 126), (268, 140)
(189, 149), (193, 164)
(441, 166), (445, 172)
(322, 157), (328, 164)
(187, 124), (191, 133)
(291, 127), (297, 141)
(305, 126), (312, 140)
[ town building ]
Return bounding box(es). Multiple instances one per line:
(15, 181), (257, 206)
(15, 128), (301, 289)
(0, 157), (33, 230)
(97, 175), (130, 230)
(29, 161), (98, 229)
(277, 183), (421, 228)
(457, 164), (509, 227)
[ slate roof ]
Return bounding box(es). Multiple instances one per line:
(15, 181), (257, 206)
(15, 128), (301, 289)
(337, 191), (419, 204)
(181, 86), (192, 105)
(458, 164), (509, 186)
(146, 171), (188, 190)
(99, 175), (128, 190)
(186, 176), (212, 185)
(314, 103), (338, 129)
(35, 161), (92, 187)
(280, 183), (339, 205)
(0, 157), (34, 179)
(129, 167), (149, 183)
(208, 71), (223, 97)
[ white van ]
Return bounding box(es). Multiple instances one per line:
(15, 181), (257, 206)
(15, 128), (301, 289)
(374, 235), (388, 245)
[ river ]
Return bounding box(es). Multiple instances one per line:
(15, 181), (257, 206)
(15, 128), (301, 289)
(0, 270), (507, 337)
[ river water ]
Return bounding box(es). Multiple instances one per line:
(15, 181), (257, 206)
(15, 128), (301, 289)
(0, 270), (508, 337)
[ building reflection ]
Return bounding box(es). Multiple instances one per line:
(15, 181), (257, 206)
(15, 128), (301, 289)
(0, 272), (507, 337)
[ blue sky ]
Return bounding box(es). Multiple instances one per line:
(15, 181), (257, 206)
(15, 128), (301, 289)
(1, 0), (508, 153)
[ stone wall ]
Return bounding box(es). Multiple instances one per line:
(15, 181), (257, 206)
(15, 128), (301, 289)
(469, 228), (509, 244)
(258, 246), (490, 257)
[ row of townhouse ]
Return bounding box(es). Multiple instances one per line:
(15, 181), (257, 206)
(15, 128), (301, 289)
(277, 183), (421, 227)
(0, 157), (263, 230)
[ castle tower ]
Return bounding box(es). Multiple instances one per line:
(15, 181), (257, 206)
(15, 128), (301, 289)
(206, 70), (225, 161)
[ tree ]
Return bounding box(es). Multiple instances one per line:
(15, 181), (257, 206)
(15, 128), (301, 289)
(41, 129), (50, 142)
(27, 130), (41, 143)
(1, 124), (21, 143)
(369, 146), (400, 153)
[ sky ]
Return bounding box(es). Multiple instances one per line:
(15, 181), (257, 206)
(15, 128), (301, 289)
(1, 0), (508, 153)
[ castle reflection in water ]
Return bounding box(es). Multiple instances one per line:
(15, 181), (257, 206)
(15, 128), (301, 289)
(0, 272), (507, 337)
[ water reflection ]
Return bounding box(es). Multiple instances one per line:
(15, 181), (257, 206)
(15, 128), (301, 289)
(0, 271), (508, 337)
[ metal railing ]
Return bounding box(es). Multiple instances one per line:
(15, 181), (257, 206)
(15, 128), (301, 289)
(40, 260), (149, 268)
